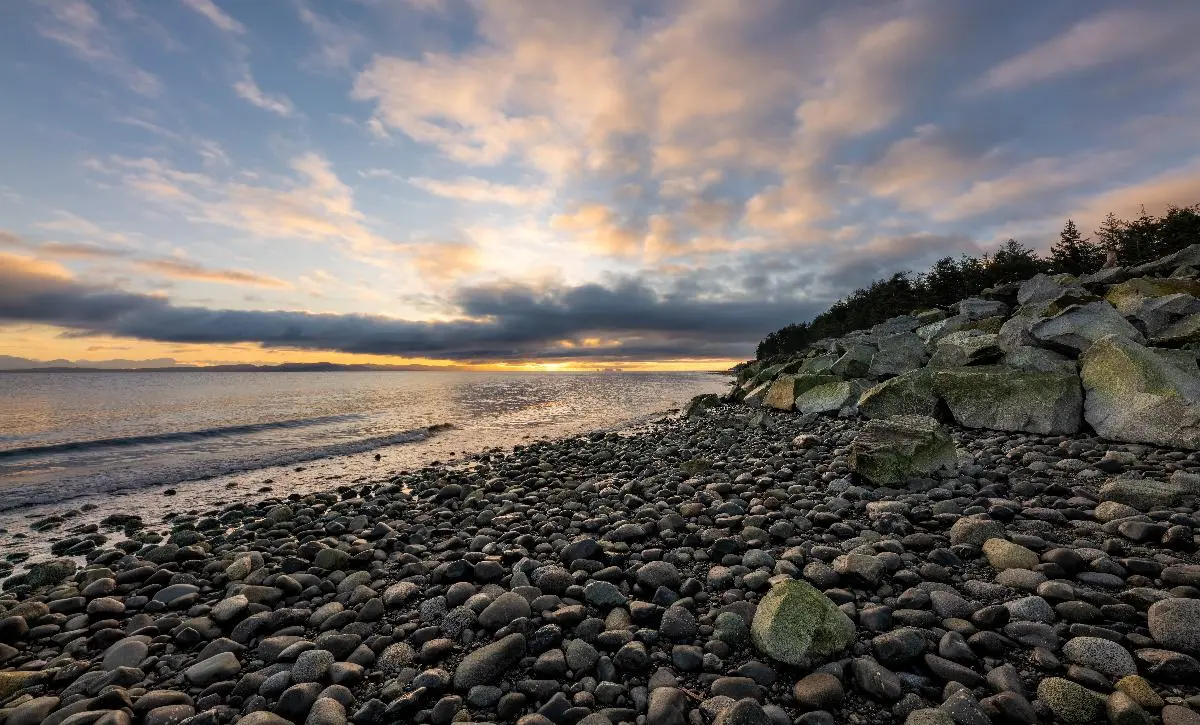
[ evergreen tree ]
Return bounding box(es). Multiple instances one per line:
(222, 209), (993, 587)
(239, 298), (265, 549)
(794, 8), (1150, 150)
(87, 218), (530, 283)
(1094, 212), (1124, 265)
(1049, 219), (1104, 275)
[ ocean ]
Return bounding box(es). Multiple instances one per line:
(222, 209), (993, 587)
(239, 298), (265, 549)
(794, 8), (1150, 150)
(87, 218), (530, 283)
(0, 371), (727, 518)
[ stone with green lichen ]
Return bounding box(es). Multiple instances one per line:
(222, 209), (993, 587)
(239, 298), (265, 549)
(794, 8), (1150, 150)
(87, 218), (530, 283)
(960, 315), (1006, 334)
(868, 333), (928, 378)
(800, 354), (839, 375)
(829, 344), (874, 379)
(1080, 333), (1200, 448)
(743, 381), (772, 407)
(796, 380), (865, 415)
(1106, 276), (1200, 315)
(1152, 313), (1200, 347)
(932, 365), (1082, 435)
(858, 369), (938, 420)
(750, 579), (855, 667)
(1001, 346), (1076, 374)
(1031, 301), (1144, 354)
(684, 394), (720, 418)
(849, 415), (957, 485)
(928, 331), (1002, 368)
(763, 374), (836, 411)
(1036, 678), (1104, 725)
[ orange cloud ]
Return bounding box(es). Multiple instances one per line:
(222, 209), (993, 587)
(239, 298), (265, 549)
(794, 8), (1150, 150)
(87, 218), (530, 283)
(137, 259), (292, 288)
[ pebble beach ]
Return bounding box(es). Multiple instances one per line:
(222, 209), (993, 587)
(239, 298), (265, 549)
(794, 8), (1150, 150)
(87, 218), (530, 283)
(3, 403), (1200, 725)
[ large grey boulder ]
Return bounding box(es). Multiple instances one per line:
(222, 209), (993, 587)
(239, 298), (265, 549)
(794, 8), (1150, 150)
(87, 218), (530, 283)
(1154, 314), (1200, 347)
(799, 354), (839, 375)
(1080, 334), (1200, 448)
(1001, 346), (1076, 374)
(795, 380), (865, 415)
(956, 298), (1008, 320)
(1031, 301), (1144, 354)
(858, 369), (939, 420)
(932, 366), (1082, 435)
(762, 374), (837, 411)
(868, 332), (928, 378)
(849, 415), (957, 485)
(750, 579), (855, 667)
(1017, 273), (1093, 307)
(916, 314), (971, 343)
(1131, 243), (1200, 275)
(829, 344), (875, 379)
(1107, 277), (1200, 337)
(927, 331), (1002, 368)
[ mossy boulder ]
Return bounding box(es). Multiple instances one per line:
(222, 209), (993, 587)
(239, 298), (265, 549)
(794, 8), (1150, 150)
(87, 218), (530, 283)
(849, 415), (957, 485)
(0, 671), (45, 700)
(858, 369), (938, 420)
(1106, 277), (1200, 315)
(762, 374), (837, 411)
(800, 354), (839, 375)
(1080, 334), (1200, 448)
(868, 333), (928, 378)
(750, 579), (855, 667)
(928, 331), (1002, 368)
(796, 380), (864, 415)
(932, 366), (1082, 435)
(1031, 301), (1144, 354)
(829, 344), (875, 379)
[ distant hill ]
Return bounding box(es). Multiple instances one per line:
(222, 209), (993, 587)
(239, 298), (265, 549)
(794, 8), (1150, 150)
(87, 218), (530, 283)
(0, 358), (459, 373)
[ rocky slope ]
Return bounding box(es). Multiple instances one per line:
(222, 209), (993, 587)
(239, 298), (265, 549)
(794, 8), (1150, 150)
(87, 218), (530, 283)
(731, 244), (1200, 450)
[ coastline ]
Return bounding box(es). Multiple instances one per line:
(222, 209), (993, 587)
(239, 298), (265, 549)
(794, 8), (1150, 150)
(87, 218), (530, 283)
(1, 402), (1199, 724)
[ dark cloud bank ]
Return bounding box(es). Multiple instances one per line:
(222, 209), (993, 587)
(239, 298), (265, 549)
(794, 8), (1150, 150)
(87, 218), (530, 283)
(1, 260), (828, 362)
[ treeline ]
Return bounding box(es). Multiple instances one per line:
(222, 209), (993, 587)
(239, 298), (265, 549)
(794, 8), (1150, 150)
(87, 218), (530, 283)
(756, 204), (1200, 359)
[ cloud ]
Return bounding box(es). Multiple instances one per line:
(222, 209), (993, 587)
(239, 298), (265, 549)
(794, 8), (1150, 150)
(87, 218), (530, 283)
(36, 0), (161, 95)
(0, 250), (820, 361)
(137, 259), (292, 288)
(974, 10), (1174, 92)
(233, 67), (295, 116)
(296, 2), (365, 71)
(551, 204), (642, 257)
(0, 229), (129, 260)
(409, 177), (549, 206)
(181, 0), (246, 35)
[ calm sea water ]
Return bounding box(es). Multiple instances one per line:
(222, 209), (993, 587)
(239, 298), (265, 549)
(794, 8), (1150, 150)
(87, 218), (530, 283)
(0, 371), (727, 514)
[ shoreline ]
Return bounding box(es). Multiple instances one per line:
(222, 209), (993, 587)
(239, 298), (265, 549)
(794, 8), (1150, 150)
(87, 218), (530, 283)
(1, 404), (1199, 725)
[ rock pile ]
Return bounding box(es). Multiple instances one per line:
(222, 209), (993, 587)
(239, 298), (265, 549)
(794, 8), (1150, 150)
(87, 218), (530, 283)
(0, 402), (1199, 725)
(733, 244), (1200, 449)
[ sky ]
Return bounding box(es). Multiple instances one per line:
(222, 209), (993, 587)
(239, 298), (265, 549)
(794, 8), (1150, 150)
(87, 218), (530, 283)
(1, 0), (1199, 370)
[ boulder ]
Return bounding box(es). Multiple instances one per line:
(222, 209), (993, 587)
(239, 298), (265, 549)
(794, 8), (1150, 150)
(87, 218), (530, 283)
(1000, 346), (1076, 374)
(762, 374), (837, 411)
(750, 579), (855, 667)
(928, 331), (1002, 368)
(799, 354), (839, 375)
(917, 314), (971, 343)
(795, 380), (865, 415)
(932, 366), (1082, 435)
(684, 394), (720, 418)
(858, 369), (939, 420)
(1131, 243), (1200, 275)
(829, 344), (875, 379)
(1080, 334), (1200, 448)
(1031, 301), (1144, 354)
(1107, 277), (1200, 326)
(1153, 313), (1200, 347)
(849, 415), (957, 485)
(868, 332), (928, 378)
(1017, 273), (1093, 307)
(956, 298), (1009, 320)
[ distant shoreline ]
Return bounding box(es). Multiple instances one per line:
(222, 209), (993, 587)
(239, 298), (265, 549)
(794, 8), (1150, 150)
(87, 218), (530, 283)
(0, 364), (734, 373)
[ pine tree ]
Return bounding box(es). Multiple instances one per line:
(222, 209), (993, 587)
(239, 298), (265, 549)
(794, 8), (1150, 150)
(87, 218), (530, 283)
(1094, 212), (1124, 265)
(1049, 219), (1104, 275)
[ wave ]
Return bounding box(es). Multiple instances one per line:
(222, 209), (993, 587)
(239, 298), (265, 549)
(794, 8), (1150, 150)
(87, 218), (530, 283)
(0, 414), (363, 459)
(0, 423), (453, 512)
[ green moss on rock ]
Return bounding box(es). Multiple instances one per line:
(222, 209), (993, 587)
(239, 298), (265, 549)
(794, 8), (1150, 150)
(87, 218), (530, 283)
(932, 365), (1082, 435)
(750, 579), (855, 667)
(849, 415), (957, 485)
(858, 369), (938, 420)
